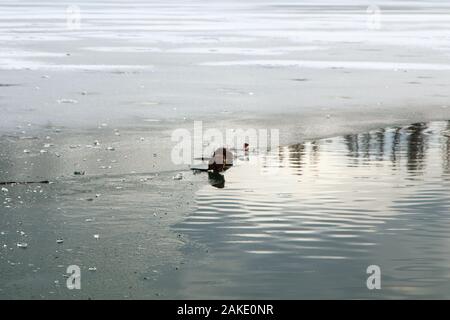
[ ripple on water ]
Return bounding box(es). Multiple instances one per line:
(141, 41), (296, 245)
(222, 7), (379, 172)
(175, 121), (450, 299)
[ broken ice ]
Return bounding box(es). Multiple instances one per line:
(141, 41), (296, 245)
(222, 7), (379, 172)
(173, 173), (183, 180)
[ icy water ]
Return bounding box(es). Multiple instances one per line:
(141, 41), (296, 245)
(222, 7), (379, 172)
(2, 121), (450, 299)
(0, 125), (204, 299)
(173, 121), (450, 299)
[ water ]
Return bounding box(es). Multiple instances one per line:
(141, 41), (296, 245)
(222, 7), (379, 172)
(0, 123), (205, 299)
(174, 121), (450, 299)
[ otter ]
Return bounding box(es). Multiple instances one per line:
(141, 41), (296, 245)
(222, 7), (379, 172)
(208, 147), (234, 172)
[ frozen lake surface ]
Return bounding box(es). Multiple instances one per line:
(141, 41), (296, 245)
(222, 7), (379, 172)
(1, 0), (450, 137)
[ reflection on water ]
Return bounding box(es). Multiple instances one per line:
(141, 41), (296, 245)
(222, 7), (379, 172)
(208, 172), (225, 189)
(175, 121), (450, 299)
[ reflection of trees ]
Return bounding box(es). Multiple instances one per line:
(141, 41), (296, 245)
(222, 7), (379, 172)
(341, 124), (430, 175)
(442, 121), (450, 175)
(375, 129), (385, 161)
(287, 143), (305, 175)
(406, 123), (428, 174)
(277, 145), (285, 166)
(344, 134), (359, 156)
(361, 133), (371, 159)
(310, 141), (320, 169)
(261, 143), (306, 175)
(343, 134), (359, 167)
(390, 127), (402, 169)
(264, 122), (435, 177)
